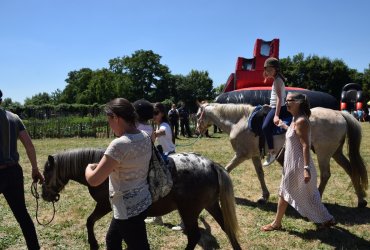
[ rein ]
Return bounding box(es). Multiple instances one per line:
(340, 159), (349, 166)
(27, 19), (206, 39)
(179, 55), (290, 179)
(175, 134), (202, 147)
(31, 182), (56, 226)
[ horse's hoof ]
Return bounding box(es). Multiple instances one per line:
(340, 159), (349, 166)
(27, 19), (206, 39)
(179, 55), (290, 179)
(257, 197), (268, 205)
(358, 200), (367, 208)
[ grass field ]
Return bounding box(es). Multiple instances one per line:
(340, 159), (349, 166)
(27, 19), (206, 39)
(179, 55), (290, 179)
(1, 124), (370, 250)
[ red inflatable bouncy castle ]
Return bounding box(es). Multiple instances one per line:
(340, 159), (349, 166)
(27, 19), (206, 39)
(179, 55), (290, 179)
(224, 39), (280, 92)
(217, 38), (338, 110)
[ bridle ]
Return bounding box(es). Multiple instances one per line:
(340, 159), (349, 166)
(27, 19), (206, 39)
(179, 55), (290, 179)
(196, 103), (210, 134)
(31, 182), (57, 226)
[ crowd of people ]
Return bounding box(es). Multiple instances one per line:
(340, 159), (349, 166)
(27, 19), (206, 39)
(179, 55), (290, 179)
(1, 57), (354, 249)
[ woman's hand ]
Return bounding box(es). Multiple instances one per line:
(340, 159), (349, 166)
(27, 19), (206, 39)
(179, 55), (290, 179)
(277, 119), (288, 130)
(87, 163), (98, 170)
(304, 169), (311, 183)
(273, 115), (280, 125)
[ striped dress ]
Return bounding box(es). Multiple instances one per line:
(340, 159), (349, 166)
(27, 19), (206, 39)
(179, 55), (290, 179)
(279, 121), (333, 223)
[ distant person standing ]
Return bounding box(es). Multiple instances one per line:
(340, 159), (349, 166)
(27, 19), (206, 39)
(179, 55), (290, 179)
(168, 103), (179, 143)
(0, 89), (44, 249)
(178, 102), (192, 137)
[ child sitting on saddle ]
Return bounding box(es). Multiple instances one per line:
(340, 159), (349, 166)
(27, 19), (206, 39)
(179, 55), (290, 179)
(262, 57), (291, 167)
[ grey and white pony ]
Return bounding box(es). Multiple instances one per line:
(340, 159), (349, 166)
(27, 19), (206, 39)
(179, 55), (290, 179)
(41, 149), (241, 250)
(196, 102), (368, 208)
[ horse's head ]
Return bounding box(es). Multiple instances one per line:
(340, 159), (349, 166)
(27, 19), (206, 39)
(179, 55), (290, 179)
(41, 155), (62, 202)
(196, 101), (213, 135)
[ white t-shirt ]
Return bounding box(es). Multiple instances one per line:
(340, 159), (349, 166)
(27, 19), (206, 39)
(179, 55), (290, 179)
(270, 76), (286, 108)
(105, 131), (152, 220)
(156, 122), (176, 154)
(137, 123), (153, 136)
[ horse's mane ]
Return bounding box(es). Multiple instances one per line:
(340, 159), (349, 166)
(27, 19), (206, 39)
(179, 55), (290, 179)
(50, 148), (105, 188)
(208, 103), (255, 122)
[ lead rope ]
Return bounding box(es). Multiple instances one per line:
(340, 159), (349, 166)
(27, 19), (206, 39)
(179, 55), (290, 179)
(175, 134), (202, 147)
(31, 182), (56, 226)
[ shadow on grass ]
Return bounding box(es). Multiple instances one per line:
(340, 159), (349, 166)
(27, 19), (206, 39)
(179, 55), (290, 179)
(163, 217), (221, 250)
(236, 196), (370, 249)
(235, 196), (370, 225)
(289, 226), (370, 249)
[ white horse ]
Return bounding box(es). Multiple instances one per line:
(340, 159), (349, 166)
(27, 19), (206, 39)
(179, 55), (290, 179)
(196, 102), (368, 208)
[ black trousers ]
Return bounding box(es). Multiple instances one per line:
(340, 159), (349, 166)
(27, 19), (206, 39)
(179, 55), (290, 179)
(106, 209), (150, 250)
(0, 164), (40, 250)
(169, 120), (179, 143)
(180, 119), (192, 137)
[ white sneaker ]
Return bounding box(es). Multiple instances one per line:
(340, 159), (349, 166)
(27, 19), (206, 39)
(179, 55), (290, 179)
(145, 216), (164, 225)
(171, 222), (185, 231)
(263, 153), (276, 167)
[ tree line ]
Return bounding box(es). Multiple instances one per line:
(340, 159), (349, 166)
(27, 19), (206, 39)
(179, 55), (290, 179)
(3, 50), (370, 116)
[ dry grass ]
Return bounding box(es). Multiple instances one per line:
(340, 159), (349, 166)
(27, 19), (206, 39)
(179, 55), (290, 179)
(1, 124), (370, 249)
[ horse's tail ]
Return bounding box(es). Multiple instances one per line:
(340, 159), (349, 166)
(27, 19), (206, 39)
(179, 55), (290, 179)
(214, 163), (241, 250)
(341, 111), (368, 196)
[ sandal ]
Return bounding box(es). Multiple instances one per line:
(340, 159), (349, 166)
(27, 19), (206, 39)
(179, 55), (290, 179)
(261, 223), (282, 232)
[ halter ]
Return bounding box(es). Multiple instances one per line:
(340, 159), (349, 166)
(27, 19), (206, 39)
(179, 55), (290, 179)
(196, 104), (209, 134)
(31, 182), (57, 226)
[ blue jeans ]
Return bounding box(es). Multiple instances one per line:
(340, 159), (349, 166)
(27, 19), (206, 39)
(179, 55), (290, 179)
(262, 106), (291, 150)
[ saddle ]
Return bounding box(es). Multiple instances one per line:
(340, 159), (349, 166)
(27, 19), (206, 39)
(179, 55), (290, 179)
(248, 105), (292, 157)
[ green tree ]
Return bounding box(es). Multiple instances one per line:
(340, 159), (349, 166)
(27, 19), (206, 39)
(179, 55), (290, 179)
(24, 92), (51, 105)
(177, 70), (214, 112)
(109, 50), (172, 102)
(61, 68), (94, 103)
(50, 89), (63, 105)
(362, 64), (370, 101)
(82, 69), (117, 104)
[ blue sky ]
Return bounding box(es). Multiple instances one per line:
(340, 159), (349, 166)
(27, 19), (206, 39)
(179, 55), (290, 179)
(1, 0), (369, 104)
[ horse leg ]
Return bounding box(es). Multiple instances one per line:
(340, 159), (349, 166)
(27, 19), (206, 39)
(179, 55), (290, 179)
(333, 150), (367, 208)
(205, 203), (241, 250)
(225, 154), (246, 173)
(252, 156), (270, 204)
(86, 202), (111, 250)
(316, 155), (331, 198)
(177, 207), (202, 250)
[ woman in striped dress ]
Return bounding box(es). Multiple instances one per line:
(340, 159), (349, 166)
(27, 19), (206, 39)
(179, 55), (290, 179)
(261, 92), (336, 231)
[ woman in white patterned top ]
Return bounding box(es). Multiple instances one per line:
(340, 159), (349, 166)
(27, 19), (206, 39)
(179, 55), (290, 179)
(85, 98), (152, 249)
(261, 93), (335, 231)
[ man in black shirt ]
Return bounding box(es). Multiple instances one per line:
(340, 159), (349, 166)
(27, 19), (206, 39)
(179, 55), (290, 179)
(177, 102), (192, 137)
(167, 104), (179, 143)
(0, 89), (44, 249)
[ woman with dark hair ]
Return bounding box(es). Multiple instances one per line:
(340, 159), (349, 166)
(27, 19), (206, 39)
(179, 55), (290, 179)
(147, 102), (183, 230)
(153, 102), (176, 157)
(262, 57), (291, 166)
(85, 98), (152, 249)
(133, 99), (154, 140)
(261, 92), (335, 231)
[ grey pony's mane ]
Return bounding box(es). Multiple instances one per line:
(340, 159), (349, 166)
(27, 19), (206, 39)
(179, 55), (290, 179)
(207, 103), (255, 123)
(50, 148), (105, 188)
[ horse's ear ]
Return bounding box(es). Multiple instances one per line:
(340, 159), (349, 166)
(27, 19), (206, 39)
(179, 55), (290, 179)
(48, 155), (54, 165)
(196, 100), (201, 107)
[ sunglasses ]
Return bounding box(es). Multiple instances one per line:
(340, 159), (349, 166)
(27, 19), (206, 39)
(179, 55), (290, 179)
(153, 110), (160, 115)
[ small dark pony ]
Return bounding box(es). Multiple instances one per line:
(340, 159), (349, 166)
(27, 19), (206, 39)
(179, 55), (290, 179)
(41, 148), (241, 250)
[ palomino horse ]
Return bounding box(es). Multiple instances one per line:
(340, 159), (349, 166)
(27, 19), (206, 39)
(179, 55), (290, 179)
(196, 102), (368, 208)
(41, 148), (241, 250)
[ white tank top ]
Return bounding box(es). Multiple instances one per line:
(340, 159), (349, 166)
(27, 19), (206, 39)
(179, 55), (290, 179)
(270, 76), (286, 108)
